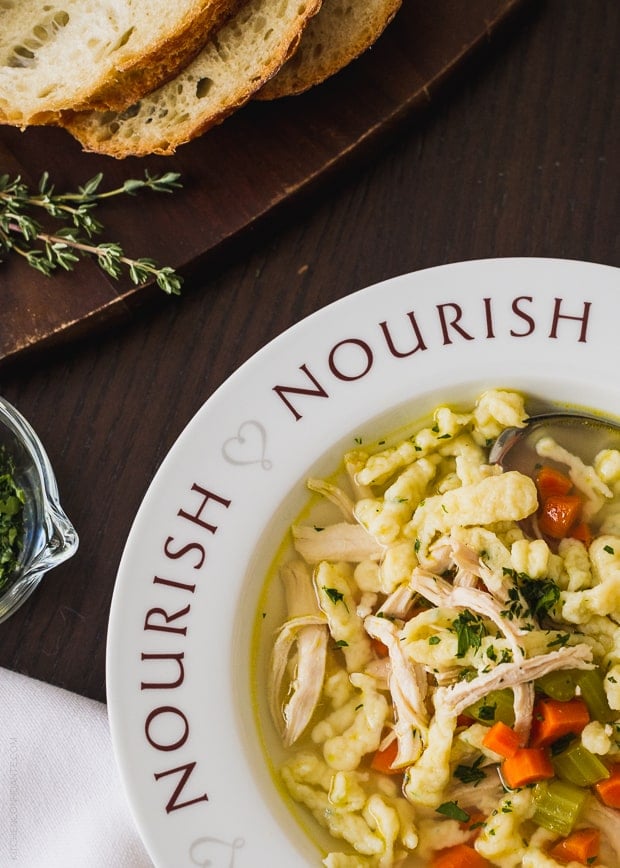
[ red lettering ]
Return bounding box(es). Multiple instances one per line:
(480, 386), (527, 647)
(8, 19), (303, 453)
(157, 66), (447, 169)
(483, 297), (495, 338)
(510, 295), (535, 337)
(145, 706), (189, 751)
(153, 575), (197, 593)
(437, 303), (475, 344)
(163, 538), (206, 569)
(549, 297), (591, 342)
(380, 313), (427, 357)
(328, 338), (373, 381)
(141, 653), (185, 690)
(272, 363), (329, 421)
(144, 605), (190, 636)
(177, 485), (231, 534)
(154, 762), (208, 813)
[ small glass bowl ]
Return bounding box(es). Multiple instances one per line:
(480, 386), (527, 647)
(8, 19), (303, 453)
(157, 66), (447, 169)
(0, 396), (78, 623)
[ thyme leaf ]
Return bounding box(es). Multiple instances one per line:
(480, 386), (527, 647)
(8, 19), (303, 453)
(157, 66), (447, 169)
(0, 170), (183, 294)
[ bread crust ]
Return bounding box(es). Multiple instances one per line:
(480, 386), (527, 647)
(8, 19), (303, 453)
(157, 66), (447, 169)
(63, 0), (323, 158)
(257, 0), (402, 100)
(0, 0), (242, 127)
(78, 0), (245, 114)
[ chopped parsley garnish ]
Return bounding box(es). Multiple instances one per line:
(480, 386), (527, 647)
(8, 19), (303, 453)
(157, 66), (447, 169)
(501, 569), (560, 620)
(0, 449), (25, 591)
(335, 639), (349, 647)
(518, 575), (560, 618)
(322, 586), (346, 608)
(436, 801), (470, 822)
(453, 756), (486, 786)
(452, 610), (488, 658)
(428, 635), (441, 645)
(604, 544), (615, 555)
(547, 633), (570, 648)
(477, 703), (497, 721)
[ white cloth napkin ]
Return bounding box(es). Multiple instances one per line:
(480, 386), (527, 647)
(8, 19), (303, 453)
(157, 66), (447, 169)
(0, 667), (153, 868)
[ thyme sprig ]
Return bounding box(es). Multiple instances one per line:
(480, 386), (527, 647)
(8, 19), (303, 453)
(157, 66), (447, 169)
(0, 170), (183, 295)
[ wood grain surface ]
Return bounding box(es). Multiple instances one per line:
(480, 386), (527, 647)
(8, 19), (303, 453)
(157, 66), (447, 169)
(0, 0), (617, 709)
(0, 0), (526, 367)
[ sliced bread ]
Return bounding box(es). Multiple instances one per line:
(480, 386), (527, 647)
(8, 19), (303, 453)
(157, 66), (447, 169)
(63, 0), (322, 158)
(0, 0), (241, 126)
(257, 0), (401, 100)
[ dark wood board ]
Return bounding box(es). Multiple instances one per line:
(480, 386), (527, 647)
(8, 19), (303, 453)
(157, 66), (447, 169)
(0, 0), (531, 368)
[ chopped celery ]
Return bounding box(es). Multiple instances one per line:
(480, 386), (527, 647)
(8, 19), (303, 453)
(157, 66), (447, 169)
(576, 669), (616, 723)
(536, 667), (616, 722)
(531, 779), (588, 836)
(464, 688), (515, 726)
(535, 669), (576, 701)
(552, 741), (610, 787)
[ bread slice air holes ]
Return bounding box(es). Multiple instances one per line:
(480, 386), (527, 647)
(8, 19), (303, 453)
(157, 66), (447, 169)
(3, 11), (70, 69)
(195, 77), (212, 98)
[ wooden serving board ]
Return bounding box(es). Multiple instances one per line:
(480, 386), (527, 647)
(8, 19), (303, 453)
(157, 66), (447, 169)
(0, 0), (531, 368)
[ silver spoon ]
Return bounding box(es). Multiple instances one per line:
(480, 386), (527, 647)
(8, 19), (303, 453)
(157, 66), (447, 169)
(489, 411), (620, 476)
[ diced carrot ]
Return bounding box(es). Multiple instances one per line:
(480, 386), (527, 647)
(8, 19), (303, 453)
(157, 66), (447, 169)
(482, 720), (523, 759)
(536, 466), (573, 499)
(594, 762), (620, 808)
(370, 738), (401, 775)
(549, 827), (600, 864)
(538, 494), (583, 539)
(529, 697), (590, 748)
(501, 747), (554, 789)
(371, 636), (389, 658)
(430, 842), (490, 868)
(570, 521), (594, 548)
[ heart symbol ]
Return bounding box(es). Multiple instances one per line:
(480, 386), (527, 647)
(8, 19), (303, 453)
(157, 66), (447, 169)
(222, 420), (272, 470)
(190, 836), (245, 867)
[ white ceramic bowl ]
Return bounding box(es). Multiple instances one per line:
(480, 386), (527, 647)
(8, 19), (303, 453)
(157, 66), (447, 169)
(106, 258), (620, 866)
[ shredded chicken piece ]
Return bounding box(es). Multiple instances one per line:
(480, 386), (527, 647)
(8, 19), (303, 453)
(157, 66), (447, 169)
(376, 583), (417, 619)
(582, 797), (620, 864)
(268, 561), (328, 746)
(364, 615), (429, 766)
(409, 560), (536, 737)
(293, 522), (385, 564)
(307, 477), (356, 522)
(408, 567), (453, 606)
(446, 585), (534, 738)
(421, 539), (454, 574)
(451, 539), (487, 588)
(435, 644), (594, 718)
(448, 535), (514, 603)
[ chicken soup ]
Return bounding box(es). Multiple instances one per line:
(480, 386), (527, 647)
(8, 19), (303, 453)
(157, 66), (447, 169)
(261, 390), (620, 867)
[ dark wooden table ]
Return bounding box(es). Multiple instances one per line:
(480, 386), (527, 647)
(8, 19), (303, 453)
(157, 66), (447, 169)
(0, 0), (617, 705)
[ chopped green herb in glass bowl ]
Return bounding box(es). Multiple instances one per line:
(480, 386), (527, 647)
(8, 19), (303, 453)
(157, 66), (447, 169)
(0, 396), (78, 622)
